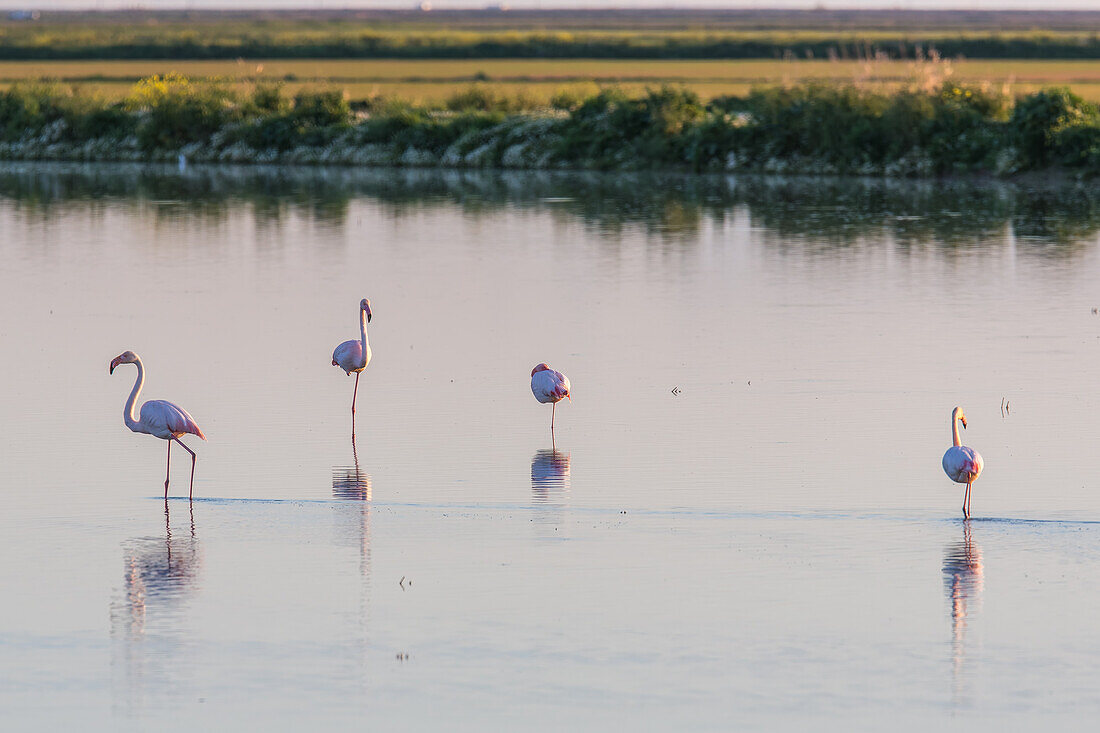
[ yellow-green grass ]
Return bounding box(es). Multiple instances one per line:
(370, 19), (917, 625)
(5, 58), (1100, 102)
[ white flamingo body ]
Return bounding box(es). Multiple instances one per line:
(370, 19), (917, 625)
(531, 363), (571, 430)
(110, 350), (206, 498)
(942, 406), (984, 518)
(332, 298), (372, 430)
(943, 446), (983, 485)
(134, 399), (204, 441)
(332, 339), (370, 375)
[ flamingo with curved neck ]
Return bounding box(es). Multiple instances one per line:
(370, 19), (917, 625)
(110, 350), (206, 499)
(332, 298), (373, 433)
(942, 406), (984, 519)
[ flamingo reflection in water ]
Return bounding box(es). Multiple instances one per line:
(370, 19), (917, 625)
(530, 448), (571, 504)
(333, 436), (373, 677)
(942, 522), (983, 704)
(110, 501), (202, 713)
(332, 436), (372, 578)
(333, 436), (372, 502)
(530, 447), (571, 537)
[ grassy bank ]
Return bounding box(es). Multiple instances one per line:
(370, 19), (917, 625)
(2, 75), (1099, 177)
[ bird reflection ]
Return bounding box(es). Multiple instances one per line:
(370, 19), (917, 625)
(942, 522), (983, 704)
(531, 448), (571, 503)
(332, 435), (372, 579)
(333, 436), (372, 684)
(110, 501), (202, 714)
(530, 447), (570, 537)
(333, 436), (372, 501)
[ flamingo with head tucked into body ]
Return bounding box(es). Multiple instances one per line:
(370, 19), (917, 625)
(110, 350), (206, 499)
(332, 299), (373, 426)
(943, 406), (984, 519)
(531, 363), (571, 430)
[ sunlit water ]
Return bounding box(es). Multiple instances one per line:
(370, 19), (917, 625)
(3, 164), (1100, 729)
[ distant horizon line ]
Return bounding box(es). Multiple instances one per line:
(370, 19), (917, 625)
(2, 3), (1100, 11)
(5, 3), (1100, 14)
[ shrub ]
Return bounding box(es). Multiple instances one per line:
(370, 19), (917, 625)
(126, 74), (237, 150)
(1010, 88), (1099, 168)
(292, 89), (351, 127)
(0, 82), (70, 141)
(249, 84), (290, 115)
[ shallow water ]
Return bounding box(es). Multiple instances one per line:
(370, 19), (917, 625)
(3, 164), (1100, 729)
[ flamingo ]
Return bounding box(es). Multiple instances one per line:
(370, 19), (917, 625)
(332, 298), (372, 426)
(110, 351), (207, 499)
(531, 363), (571, 430)
(942, 406), (984, 519)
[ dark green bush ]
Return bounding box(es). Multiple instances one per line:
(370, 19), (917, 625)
(0, 83), (69, 141)
(292, 89), (351, 127)
(126, 74), (237, 150)
(249, 84), (290, 115)
(1009, 88), (1099, 167)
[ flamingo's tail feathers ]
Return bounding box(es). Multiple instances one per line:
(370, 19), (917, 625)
(194, 425), (208, 441)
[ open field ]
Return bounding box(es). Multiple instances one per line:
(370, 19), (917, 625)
(6, 58), (1100, 103)
(6, 10), (1100, 61)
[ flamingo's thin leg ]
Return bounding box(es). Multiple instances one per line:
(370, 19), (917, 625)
(165, 439), (171, 497)
(173, 437), (197, 500)
(352, 372), (360, 415)
(551, 402), (556, 430)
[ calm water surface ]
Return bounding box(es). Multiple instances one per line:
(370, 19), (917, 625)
(3, 164), (1100, 730)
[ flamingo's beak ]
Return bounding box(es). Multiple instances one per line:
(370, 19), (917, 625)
(961, 417), (968, 429)
(109, 357), (120, 375)
(365, 304), (372, 323)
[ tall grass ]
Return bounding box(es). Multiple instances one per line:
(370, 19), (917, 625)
(1, 75), (1098, 176)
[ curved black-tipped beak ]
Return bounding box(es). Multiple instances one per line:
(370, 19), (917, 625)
(961, 417), (967, 429)
(366, 305), (372, 323)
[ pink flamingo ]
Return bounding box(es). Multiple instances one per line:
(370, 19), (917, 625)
(110, 351), (207, 498)
(531, 363), (571, 430)
(331, 299), (373, 425)
(942, 406), (985, 519)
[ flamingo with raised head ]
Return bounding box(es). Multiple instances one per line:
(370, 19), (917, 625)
(942, 406), (984, 519)
(110, 350), (206, 499)
(332, 299), (372, 425)
(531, 363), (571, 430)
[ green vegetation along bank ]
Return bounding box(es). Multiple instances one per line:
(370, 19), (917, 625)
(3, 76), (1100, 177)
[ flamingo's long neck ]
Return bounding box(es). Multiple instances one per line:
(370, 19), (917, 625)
(123, 359), (145, 432)
(951, 414), (962, 447)
(359, 309), (371, 368)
